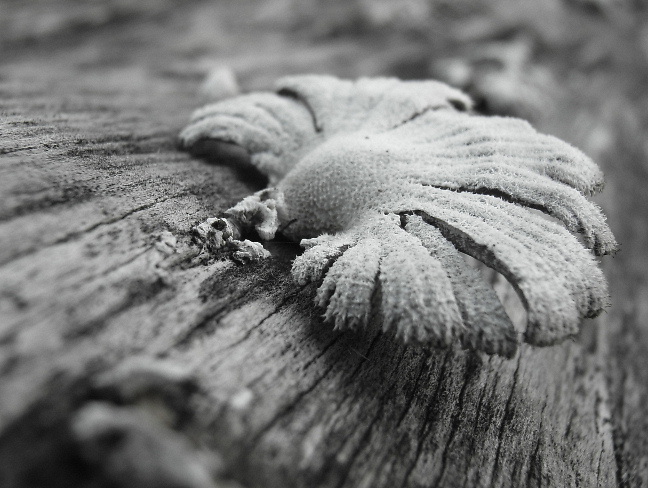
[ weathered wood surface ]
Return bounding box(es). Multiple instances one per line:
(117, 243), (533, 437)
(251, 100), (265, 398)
(1, 1), (647, 487)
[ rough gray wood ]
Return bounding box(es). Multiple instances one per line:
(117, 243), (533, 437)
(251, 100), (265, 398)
(1, 1), (646, 487)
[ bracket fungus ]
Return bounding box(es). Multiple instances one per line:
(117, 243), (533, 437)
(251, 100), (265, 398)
(179, 75), (617, 358)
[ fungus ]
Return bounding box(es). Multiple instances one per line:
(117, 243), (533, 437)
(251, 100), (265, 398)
(179, 75), (616, 358)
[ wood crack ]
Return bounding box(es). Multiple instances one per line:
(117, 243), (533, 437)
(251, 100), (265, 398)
(462, 377), (489, 488)
(0, 145), (38, 155)
(182, 284), (309, 357)
(395, 354), (427, 428)
(400, 349), (453, 488)
(247, 334), (344, 448)
(492, 352), (523, 482)
(527, 400), (547, 486)
(596, 439), (605, 487)
(335, 346), (409, 488)
(0, 192), (188, 267)
(435, 356), (477, 486)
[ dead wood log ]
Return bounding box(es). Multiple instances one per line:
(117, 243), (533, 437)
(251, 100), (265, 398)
(1, 1), (647, 487)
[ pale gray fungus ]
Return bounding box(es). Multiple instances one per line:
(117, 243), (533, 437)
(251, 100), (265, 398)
(179, 75), (617, 358)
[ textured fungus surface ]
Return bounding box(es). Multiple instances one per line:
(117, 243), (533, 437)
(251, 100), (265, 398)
(179, 75), (617, 358)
